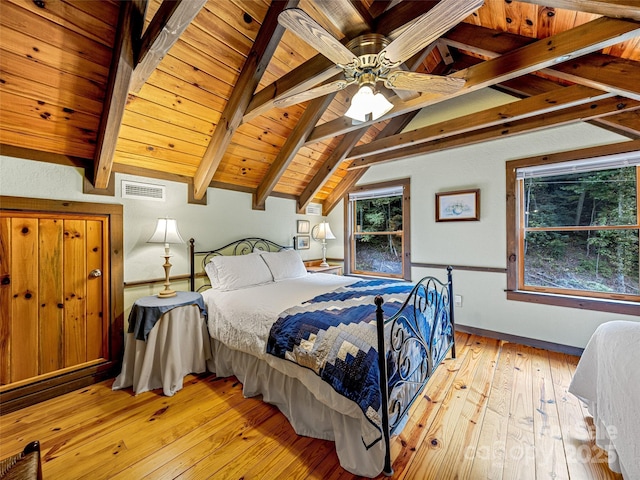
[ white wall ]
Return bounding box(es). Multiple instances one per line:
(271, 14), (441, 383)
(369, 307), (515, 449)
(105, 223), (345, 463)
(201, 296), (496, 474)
(1, 87), (637, 348)
(0, 155), (331, 312)
(350, 89), (638, 349)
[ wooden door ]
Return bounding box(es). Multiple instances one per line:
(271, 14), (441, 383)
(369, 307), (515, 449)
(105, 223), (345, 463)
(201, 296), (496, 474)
(0, 213), (109, 386)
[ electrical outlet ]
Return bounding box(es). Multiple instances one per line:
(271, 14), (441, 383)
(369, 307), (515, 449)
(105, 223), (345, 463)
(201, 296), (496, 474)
(454, 295), (463, 307)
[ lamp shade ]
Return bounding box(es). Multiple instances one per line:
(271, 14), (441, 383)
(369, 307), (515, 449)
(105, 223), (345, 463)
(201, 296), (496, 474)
(313, 221), (336, 241)
(147, 218), (185, 245)
(345, 85), (393, 122)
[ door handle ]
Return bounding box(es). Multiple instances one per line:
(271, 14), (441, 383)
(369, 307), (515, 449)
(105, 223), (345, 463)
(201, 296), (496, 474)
(89, 269), (102, 278)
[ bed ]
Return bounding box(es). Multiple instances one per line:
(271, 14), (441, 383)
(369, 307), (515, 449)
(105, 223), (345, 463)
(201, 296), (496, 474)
(569, 320), (640, 480)
(190, 237), (455, 477)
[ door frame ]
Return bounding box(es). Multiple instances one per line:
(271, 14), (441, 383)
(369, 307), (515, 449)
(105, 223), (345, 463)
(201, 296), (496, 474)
(0, 196), (123, 413)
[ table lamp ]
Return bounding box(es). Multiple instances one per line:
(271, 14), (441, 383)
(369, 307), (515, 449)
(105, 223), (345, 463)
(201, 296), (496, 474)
(148, 217), (184, 298)
(311, 221), (336, 267)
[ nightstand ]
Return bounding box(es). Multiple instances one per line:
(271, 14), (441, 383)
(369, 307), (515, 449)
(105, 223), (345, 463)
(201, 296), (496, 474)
(113, 291), (210, 396)
(307, 265), (343, 275)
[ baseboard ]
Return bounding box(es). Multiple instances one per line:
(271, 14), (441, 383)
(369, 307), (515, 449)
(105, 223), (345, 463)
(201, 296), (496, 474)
(456, 324), (584, 357)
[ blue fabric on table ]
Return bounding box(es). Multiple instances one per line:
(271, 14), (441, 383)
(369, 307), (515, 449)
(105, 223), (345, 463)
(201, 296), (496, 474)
(128, 291), (207, 341)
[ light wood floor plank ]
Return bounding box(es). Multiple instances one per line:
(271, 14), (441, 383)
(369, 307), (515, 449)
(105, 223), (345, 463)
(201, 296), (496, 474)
(400, 336), (500, 479)
(390, 332), (474, 478)
(0, 334), (623, 480)
(531, 347), (570, 480)
(503, 343), (536, 480)
(468, 340), (515, 479)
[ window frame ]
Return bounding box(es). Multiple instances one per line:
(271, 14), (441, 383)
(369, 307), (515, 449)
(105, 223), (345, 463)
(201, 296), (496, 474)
(344, 178), (411, 280)
(506, 142), (640, 315)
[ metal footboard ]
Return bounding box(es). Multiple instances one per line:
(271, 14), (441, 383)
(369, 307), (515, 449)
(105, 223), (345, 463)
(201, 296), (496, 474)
(375, 267), (455, 476)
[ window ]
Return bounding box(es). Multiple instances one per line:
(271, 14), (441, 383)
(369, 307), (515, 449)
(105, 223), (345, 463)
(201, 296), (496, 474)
(507, 147), (640, 314)
(345, 179), (410, 280)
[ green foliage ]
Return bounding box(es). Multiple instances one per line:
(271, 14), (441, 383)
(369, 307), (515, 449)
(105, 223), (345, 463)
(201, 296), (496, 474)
(523, 166), (639, 295)
(353, 195), (404, 274)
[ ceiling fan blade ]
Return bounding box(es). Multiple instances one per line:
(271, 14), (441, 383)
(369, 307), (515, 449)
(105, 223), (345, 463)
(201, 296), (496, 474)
(379, 0), (484, 67)
(278, 8), (358, 67)
(384, 72), (466, 95)
(273, 79), (354, 109)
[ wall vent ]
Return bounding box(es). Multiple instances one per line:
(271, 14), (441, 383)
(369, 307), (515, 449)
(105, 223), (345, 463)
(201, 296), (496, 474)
(306, 202), (322, 215)
(121, 180), (165, 201)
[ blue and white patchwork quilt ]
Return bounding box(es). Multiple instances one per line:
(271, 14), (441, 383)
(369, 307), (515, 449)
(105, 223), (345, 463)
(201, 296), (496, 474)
(266, 278), (433, 435)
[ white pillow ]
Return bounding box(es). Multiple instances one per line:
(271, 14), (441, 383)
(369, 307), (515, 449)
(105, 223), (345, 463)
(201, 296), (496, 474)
(204, 253), (273, 291)
(260, 249), (307, 281)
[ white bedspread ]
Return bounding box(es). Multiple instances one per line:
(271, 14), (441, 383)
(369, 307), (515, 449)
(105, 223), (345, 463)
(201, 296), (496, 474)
(202, 273), (394, 477)
(203, 273), (357, 359)
(569, 320), (640, 480)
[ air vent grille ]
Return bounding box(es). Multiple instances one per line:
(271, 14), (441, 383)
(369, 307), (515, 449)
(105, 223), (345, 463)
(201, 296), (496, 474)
(121, 180), (165, 201)
(306, 203), (322, 215)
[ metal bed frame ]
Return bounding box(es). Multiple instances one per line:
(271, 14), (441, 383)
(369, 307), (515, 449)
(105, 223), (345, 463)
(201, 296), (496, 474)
(189, 237), (455, 476)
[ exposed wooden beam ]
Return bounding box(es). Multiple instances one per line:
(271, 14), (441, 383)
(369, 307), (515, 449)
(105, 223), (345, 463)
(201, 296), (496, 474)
(348, 97), (640, 169)
(323, 169), (368, 216)
(305, 17), (640, 145)
(130, 0), (207, 93)
(593, 109), (640, 138)
(546, 54), (640, 100)
(369, 0), (392, 19)
(443, 22), (533, 55)
(496, 73), (640, 139)
(373, 1), (440, 37)
(348, 0), (374, 27)
(322, 112), (420, 215)
(243, 55), (339, 123)
(92, 0), (141, 189)
(253, 92), (337, 210)
(447, 31), (640, 138)
(518, 0), (640, 21)
(297, 128), (367, 214)
(244, 1), (442, 123)
(443, 23), (640, 100)
(192, 0), (298, 200)
(346, 84), (612, 161)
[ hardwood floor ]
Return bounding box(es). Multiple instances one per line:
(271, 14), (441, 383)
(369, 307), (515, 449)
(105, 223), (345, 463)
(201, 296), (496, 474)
(0, 333), (622, 479)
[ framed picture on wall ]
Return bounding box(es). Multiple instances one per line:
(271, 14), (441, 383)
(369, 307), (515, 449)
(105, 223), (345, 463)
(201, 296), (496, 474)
(297, 220), (310, 234)
(435, 189), (480, 222)
(295, 235), (310, 250)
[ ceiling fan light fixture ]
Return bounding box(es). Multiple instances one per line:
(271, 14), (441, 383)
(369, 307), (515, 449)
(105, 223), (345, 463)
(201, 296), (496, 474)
(371, 91), (393, 119)
(345, 85), (393, 122)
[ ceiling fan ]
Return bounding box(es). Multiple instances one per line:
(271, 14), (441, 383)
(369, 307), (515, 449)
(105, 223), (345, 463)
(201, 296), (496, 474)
(275, 0), (484, 122)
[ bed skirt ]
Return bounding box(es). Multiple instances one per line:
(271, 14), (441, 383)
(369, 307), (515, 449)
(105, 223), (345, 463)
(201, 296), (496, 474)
(206, 338), (386, 478)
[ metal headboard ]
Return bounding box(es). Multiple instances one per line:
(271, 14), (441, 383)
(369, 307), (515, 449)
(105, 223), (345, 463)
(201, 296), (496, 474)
(189, 237), (291, 291)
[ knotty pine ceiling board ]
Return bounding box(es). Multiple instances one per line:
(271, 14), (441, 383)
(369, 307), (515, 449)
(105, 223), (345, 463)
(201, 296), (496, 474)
(116, 0), (264, 179)
(3, 0), (640, 206)
(0, 0), (118, 159)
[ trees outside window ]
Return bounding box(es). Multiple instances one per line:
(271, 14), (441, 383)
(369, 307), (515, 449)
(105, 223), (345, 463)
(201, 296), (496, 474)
(346, 179), (410, 280)
(522, 167), (638, 297)
(507, 146), (640, 313)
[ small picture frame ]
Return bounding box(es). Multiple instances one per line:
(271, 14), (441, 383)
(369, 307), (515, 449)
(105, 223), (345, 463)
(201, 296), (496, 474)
(297, 220), (310, 234)
(295, 235), (310, 250)
(435, 189), (480, 222)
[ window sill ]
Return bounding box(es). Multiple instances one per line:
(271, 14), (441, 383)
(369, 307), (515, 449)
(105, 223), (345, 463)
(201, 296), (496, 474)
(506, 290), (639, 316)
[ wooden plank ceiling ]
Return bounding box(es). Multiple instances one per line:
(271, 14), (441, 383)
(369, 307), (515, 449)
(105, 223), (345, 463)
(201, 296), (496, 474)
(1, 0), (639, 214)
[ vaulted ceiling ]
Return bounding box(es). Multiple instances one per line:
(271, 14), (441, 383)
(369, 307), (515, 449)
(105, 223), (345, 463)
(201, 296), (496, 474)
(1, 0), (639, 214)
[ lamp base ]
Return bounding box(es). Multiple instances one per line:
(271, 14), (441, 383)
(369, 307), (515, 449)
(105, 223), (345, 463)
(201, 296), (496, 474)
(320, 241), (329, 268)
(157, 288), (177, 298)
(158, 250), (176, 298)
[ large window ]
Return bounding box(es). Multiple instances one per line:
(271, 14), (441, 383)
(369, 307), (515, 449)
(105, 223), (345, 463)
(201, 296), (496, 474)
(346, 179), (410, 280)
(507, 147), (640, 313)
